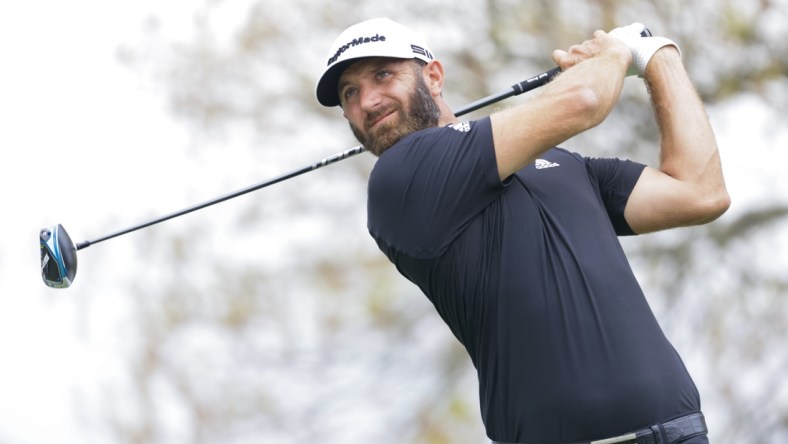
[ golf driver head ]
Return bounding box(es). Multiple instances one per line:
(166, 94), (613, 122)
(40, 224), (78, 288)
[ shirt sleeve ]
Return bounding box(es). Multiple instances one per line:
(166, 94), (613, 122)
(584, 157), (647, 236)
(367, 117), (503, 258)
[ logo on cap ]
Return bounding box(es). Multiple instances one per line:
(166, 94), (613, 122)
(327, 34), (387, 65)
(410, 44), (433, 60)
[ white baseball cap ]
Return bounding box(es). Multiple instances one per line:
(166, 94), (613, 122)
(315, 18), (435, 107)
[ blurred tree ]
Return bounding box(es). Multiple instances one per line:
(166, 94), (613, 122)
(103, 0), (787, 442)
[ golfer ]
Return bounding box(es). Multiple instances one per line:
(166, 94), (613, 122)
(316, 18), (729, 444)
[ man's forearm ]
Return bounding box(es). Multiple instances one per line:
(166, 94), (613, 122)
(644, 48), (725, 188)
(491, 31), (631, 180)
(634, 47), (731, 227)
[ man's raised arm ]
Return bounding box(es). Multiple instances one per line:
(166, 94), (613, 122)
(624, 47), (730, 233)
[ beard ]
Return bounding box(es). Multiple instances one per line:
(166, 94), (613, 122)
(349, 73), (441, 157)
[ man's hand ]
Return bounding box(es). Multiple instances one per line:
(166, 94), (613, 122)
(552, 30), (632, 73)
(608, 23), (681, 76)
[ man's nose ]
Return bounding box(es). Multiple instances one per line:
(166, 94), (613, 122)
(359, 86), (383, 112)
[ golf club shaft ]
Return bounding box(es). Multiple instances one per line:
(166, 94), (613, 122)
(74, 66), (563, 251)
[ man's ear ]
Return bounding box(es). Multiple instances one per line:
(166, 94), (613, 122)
(424, 60), (445, 97)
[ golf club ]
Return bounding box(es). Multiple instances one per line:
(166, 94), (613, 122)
(40, 27), (652, 289)
(40, 69), (550, 289)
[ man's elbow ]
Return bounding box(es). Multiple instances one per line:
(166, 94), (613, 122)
(692, 188), (731, 225)
(553, 84), (611, 133)
(573, 85), (610, 128)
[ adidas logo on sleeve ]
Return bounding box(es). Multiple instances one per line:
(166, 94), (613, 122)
(449, 121), (471, 132)
(535, 159), (560, 169)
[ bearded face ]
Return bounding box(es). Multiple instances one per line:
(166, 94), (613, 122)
(348, 64), (441, 157)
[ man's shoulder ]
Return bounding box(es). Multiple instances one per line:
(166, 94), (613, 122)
(371, 118), (492, 179)
(393, 118), (490, 150)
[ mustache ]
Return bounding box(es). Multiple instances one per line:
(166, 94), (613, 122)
(364, 105), (398, 129)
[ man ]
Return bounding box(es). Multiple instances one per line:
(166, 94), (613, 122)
(315, 17), (729, 444)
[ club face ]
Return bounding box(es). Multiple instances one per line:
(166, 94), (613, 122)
(40, 224), (78, 288)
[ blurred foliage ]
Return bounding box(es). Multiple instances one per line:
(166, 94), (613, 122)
(104, 0), (788, 442)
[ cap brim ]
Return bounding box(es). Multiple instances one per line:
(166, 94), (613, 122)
(316, 58), (361, 107)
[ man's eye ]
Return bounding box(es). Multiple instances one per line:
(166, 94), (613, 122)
(343, 88), (358, 99)
(376, 70), (392, 80)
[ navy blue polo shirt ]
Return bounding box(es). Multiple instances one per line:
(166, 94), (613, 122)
(367, 117), (701, 442)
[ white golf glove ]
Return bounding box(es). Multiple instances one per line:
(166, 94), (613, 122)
(609, 23), (681, 77)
